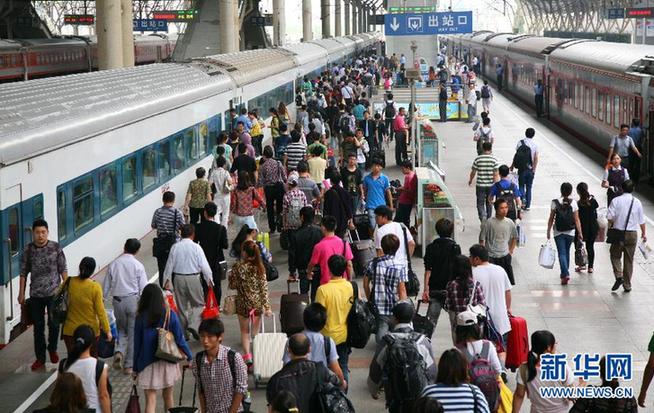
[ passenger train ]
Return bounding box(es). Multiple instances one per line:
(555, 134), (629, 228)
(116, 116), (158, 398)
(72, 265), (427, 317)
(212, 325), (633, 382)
(0, 34), (176, 82)
(449, 32), (654, 170)
(0, 32), (381, 344)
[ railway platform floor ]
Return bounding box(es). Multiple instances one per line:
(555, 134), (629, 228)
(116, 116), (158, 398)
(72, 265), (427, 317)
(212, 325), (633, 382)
(4, 83), (654, 412)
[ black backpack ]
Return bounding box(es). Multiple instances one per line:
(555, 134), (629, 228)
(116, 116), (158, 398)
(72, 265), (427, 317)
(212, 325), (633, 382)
(513, 140), (532, 171)
(493, 181), (518, 220)
(481, 85), (491, 99)
(59, 358), (112, 397)
(554, 199), (575, 231)
(339, 114), (352, 135)
(346, 281), (374, 349)
(383, 332), (429, 411)
(384, 101), (396, 119)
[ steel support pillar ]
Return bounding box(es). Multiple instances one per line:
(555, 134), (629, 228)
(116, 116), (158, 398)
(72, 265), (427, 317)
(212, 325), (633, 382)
(96, 0), (123, 69)
(219, 0), (237, 53)
(335, 0), (342, 37)
(121, 0), (134, 66)
(321, 0), (331, 38)
(344, 1), (351, 35)
(351, 1), (357, 34)
(302, 0), (312, 41)
(273, 0), (286, 45)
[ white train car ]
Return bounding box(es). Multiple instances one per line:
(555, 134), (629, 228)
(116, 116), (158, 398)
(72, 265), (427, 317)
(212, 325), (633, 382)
(0, 32), (380, 344)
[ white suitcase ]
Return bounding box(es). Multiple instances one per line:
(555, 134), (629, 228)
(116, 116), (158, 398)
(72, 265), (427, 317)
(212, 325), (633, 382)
(251, 313), (287, 388)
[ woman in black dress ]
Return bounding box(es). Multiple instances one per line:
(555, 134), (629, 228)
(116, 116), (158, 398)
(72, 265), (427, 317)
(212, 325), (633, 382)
(575, 182), (599, 273)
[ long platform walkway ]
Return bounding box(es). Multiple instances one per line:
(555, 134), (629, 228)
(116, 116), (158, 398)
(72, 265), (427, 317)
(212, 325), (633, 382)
(4, 82), (654, 412)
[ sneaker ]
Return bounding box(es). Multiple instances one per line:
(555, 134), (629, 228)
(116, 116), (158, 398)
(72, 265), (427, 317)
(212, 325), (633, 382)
(624, 287), (632, 293)
(611, 278), (624, 291)
(113, 352), (123, 370)
(561, 277), (570, 285)
(48, 351), (59, 364)
(31, 360), (45, 371)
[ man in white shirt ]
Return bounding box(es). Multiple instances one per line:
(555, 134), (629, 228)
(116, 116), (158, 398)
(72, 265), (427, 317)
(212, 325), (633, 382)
(469, 244), (512, 365)
(373, 206), (415, 266)
(164, 224), (214, 339)
(466, 84), (478, 123)
(511, 128), (539, 211)
(607, 180), (647, 292)
(103, 238), (148, 373)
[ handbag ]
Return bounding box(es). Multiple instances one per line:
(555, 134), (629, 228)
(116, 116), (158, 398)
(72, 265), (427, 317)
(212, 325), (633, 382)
(97, 332), (116, 359)
(222, 295), (237, 316)
(152, 209), (179, 257)
(538, 241), (556, 269)
(201, 289), (220, 320)
(497, 379), (514, 413)
(401, 224), (420, 296)
(51, 277), (71, 324)
(264, 260), (279, 282)
(575, 242), (588, 267)
(125, 383), (141, 413)
(466, 281), (487, 322)
(607, 198), (634, 244)
(155, 308), (185, 363)
(21, 298), (33, 327)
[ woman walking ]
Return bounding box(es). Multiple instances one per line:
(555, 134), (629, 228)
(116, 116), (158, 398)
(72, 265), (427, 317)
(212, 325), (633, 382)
(228, 240), (272, 371)
(185, 167), (212, 224)
(230, 224), (273, 264)
(208, 156), (233, 228)
(278, 102), (291, 129)
(62, 257), (111, 356)
(602, 153), (630, 207)
(134, 284), (192, 413)
(269, 108), (281, 144)
(258, 145), (287, 233)
(575, 182), (599, 273)
(444, 255), (486, 345)
(231, 171), (265, 231)
(547, 182), (583, 285)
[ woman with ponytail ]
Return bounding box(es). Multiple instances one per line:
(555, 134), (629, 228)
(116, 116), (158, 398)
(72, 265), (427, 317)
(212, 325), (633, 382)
(62, 257), (112, 355)
(59, 325), (111, 413)
(513, 330), (581, 412)
(33, 372), (94, 413)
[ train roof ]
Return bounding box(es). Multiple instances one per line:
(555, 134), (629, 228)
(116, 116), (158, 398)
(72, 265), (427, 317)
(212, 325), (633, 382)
(308, 38), (348, 62)
(550, 40), (654, 74)
(197, 48), (296, 86)
(282, 42), (328, 66)
(0, 64), (230, 165)
(506, 36), (579, 56)
(485, 33), (515, 49)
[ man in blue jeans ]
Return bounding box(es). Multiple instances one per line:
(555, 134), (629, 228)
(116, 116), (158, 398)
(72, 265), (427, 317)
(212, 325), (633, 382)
(511, 128), (539, 211)
(363, 158), (393, 230)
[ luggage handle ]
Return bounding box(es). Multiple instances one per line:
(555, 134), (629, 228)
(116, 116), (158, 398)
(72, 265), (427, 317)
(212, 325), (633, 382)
(416, 299), (428, 316)
(249, 310), (277, 337)
(287, 279), (300, 294)
(178, 363), (197, 408)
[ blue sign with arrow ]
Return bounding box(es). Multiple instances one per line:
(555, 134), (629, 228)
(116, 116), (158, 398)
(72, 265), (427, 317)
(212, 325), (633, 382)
(385, 11), (473, 36)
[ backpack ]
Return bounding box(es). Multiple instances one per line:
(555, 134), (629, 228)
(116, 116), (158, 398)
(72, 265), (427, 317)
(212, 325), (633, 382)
(475, 90), (481, 100)
(553, 199), (575, 231)
(59, 358), (112, 397)
(512, 140), (532, 171)
(463, 341), (500, 411)
(196, 350), (244, 408)
(346, 281), (374, 349)
(476, 128), (492, 154)
(316, 375), (356, 413)
(286, 193), (304, 228)
(339, 114), (352, 135)
(384, 101), (396, 119)
(481, 85), (491, 99)
(493, 181), (518, 220)
(383, 332), (428, 410)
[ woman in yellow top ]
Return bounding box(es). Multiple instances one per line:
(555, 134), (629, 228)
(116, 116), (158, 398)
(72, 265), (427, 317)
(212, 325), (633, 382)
(269, 108), (281, 141)
(185, 167), (212, 224)
(228, 240), (272, 369)
(278, 102), (291, 129)
(62, 257), (111, 356)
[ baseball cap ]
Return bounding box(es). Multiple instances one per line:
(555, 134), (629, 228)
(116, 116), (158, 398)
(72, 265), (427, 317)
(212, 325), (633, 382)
(456, 311), (478, 327)
(288, 172), (299, 186)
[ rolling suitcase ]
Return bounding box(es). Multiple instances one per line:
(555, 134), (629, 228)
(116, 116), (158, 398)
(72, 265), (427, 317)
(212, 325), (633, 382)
(352, 214), (372, 239)
(280, 280), (309, 336)
(168, 366), (197, 412)
(412, 299), (435, 339)
(505, 313), (529, 371)
(349, 229), (376, 277)
(252, 313), (287, 388)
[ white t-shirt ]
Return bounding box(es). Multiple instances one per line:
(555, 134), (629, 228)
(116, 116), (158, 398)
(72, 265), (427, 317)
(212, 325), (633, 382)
(374, 222), (414, 266)
(550, 198), (578, 237)
(516, 138), (538, 166)
(472, 264), (512, 335)
(67, 357), (105, 410)
(516, 365), (574, 413)
(460, 339), (502, 374)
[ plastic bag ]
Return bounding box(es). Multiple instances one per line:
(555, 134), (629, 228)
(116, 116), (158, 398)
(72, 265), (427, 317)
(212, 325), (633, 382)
(575, 243), (588, 267)
(163, 290), (178, 313)
(516, 222), (527, 247)
(106, 309), (118, 342)
(639, 241), (652, 260)
(597, 214), (608, 243)
(201, 289), (220, 320)
(539, 242), (556, 269)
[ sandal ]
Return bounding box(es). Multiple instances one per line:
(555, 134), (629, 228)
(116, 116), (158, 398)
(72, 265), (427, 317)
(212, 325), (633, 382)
(575, 266), (586, 272)
(588, 268), (594, 274)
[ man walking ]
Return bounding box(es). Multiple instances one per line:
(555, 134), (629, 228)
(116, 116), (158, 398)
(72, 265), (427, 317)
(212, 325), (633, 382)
(374, 206), (415, 267)
(608, 124), (642, 172)
(469, 141), (499, 223)
(534, 79), (544, 117)
(18, 219), (68, 371)
(394, 161), (417, 228)
(289, 207), (323, 298)
(195, 202), (228, 303)
(438, 82), (448, 123)
(608, 180), (646, 293)
(511, 128), (539, 211)
(480, 199), (518, 285)
(164, 224), (214, 339)
(151, 191), (185, 287)
(103, 238), (148, 374)
(363, 159), (393, 231)
(466, 83), (478, 123)
(393, 107), (409, 166)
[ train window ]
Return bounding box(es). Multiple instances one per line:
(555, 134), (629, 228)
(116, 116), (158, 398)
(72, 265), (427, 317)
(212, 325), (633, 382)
(7, 207), (19, 256)
(224, 110), (234, 132)
(72, 176), (94, 233)
(573, 84), (578, 109)
(185, 127), (198, 160)
(122, 156), (138, 202)
(614, 96), (620, 127)
(585, 87), (591, 115)
(579, 85), (584, 113)
(33, 197), (44, 222)
(57, 188), (67, 241)
(143, 146), (157, 190)
(623, 97), (628, 126)
(172, 134), (184, 174)
(598, 93), (604, 121)
(606, 98), (611, 125)
(99, 165), (118, 217)
(198, 122), (208, 156)
(158, 140), (171, 179)
(591, 89), (597, 118)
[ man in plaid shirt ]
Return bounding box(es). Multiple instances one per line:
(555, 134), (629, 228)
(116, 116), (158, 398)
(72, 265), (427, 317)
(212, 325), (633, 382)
(363, 233), (408, 345)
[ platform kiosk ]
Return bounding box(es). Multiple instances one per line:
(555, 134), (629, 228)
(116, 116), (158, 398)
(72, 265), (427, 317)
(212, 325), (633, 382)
(415, 162), (464, 257)
(417, 119), (439, 167)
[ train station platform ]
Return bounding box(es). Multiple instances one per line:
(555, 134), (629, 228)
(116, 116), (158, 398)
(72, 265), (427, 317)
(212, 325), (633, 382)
(3, 80), (654, 412)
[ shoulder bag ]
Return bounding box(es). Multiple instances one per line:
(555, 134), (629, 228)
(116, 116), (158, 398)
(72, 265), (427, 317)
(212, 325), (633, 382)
(152, 208), (178, 258)
(466, 281), (487, 322)
(51, 277), (71, 324)
(401, 224), (420, 296)
(607, 198), (634, 244)
(155, 308), (186, 363)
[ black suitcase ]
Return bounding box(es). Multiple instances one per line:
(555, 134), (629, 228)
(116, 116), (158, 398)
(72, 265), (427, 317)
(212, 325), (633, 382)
(280, 280), (309, 336)
(413, 299), (435, 339)
(352, 214), (372, 240)
(349, 229), (376, 277)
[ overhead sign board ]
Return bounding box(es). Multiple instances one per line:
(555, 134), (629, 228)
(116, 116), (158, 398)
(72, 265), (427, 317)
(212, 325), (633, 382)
(152, 10), (197, 21)
(133, 19), (169, 32)
(388, 6), (436, 14)
(626, 7), (654, 18)
(385, 11), (473, 36)
(64, 14), (94, 25)
(607, 8), (625, 19)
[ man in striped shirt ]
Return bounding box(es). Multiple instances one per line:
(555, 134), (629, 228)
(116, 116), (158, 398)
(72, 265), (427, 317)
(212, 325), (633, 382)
(469, 141), (499, 223)
(286, 133), (307, 171)
(151, 191), (185, 287)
